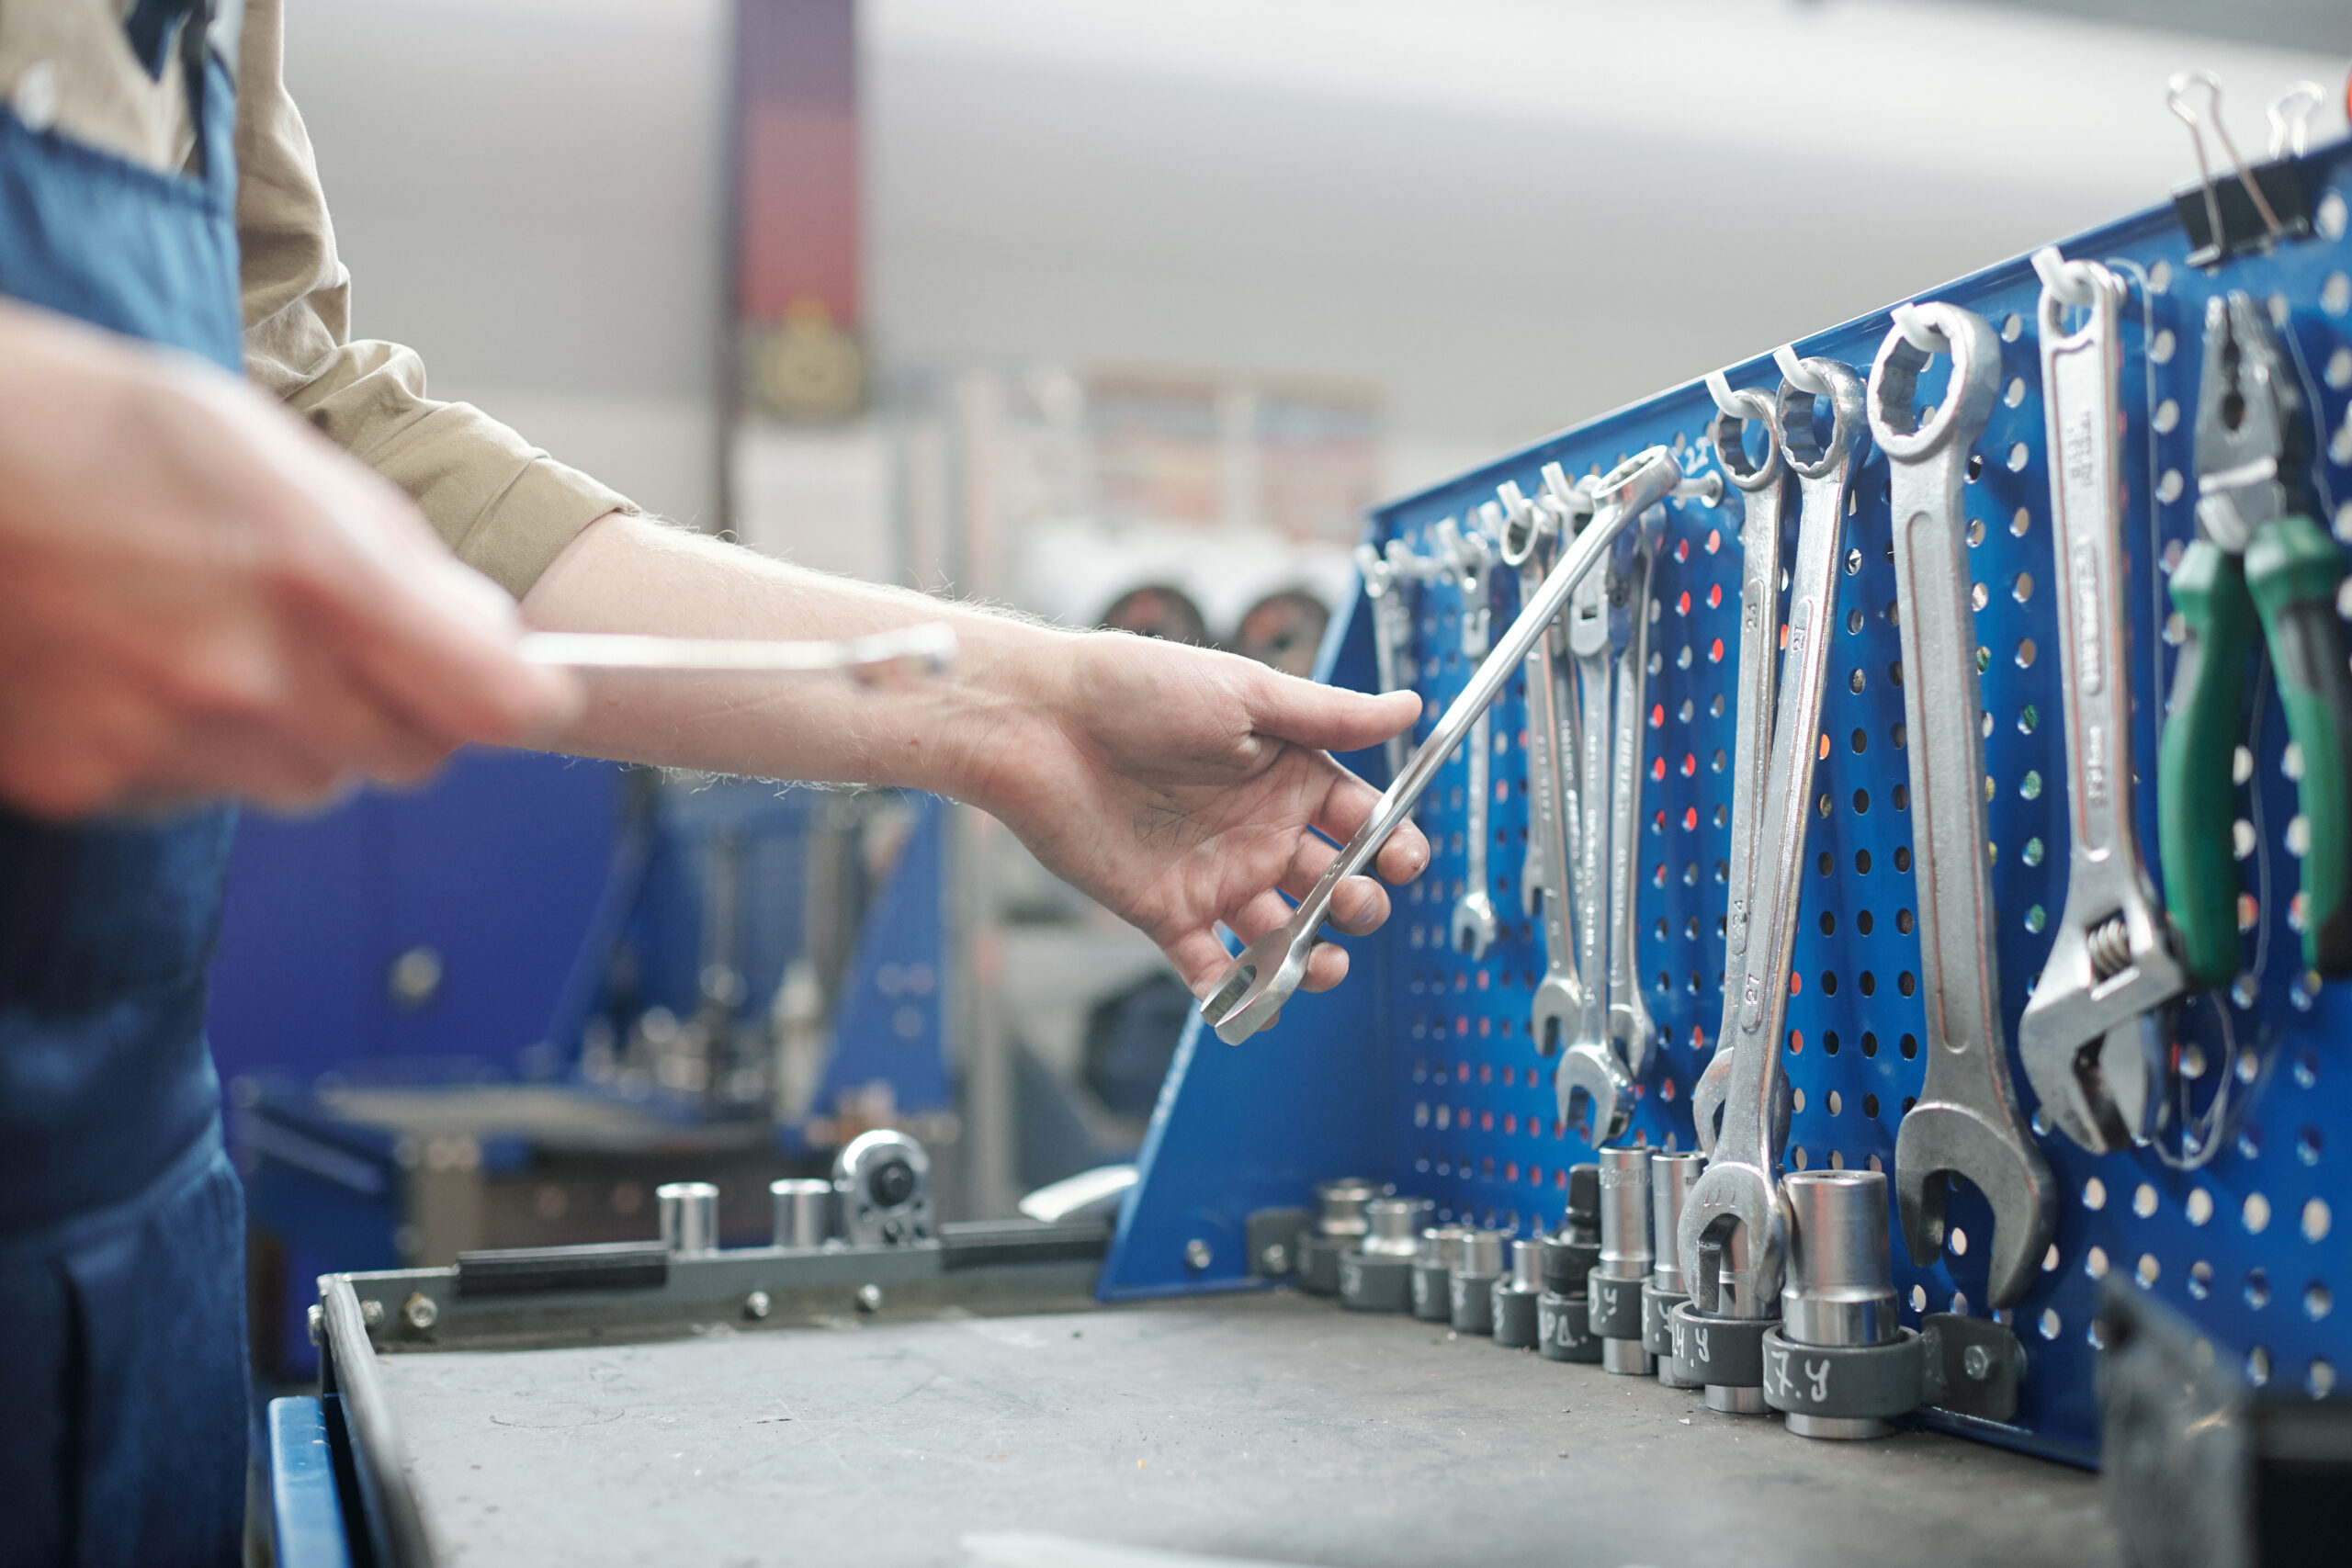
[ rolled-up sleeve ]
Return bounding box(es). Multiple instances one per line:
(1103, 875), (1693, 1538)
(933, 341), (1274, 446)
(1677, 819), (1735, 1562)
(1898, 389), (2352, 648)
(231, 0), (637, 597)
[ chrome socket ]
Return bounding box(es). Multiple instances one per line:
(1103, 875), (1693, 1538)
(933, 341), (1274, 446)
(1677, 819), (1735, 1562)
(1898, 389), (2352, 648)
(1779, 1169), (1903, 1440)
(1413, 1225), (1471, 1322)
(1592, 1148), (1654, 1375)
(657, 1181), (719, 1255)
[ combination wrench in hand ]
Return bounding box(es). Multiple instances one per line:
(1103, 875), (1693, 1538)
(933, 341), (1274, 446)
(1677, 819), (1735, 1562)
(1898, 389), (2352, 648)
(1871, 303), (2056, 1309)
(1354, 539), (1426, 785)
(2014, 251), (2185, 1154)
(1606, 507), (1666, 1078)
(1441, 513), (1502, 961)
(1202, 448), (1684, 1044)
(1691, 375), (1792, 1156)
(1679, 355), (1867, 1322)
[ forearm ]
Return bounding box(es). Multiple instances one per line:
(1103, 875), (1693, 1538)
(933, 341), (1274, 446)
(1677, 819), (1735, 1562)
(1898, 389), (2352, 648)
(518, 512), (1071, 800)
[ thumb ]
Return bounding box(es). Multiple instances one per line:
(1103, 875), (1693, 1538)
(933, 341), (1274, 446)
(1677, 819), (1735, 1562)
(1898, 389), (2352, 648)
(1248, 671), (1420, 755)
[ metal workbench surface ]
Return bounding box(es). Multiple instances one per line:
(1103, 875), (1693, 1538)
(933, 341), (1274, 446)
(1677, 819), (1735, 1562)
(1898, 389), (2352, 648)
(376, 1290), (2120, 1567)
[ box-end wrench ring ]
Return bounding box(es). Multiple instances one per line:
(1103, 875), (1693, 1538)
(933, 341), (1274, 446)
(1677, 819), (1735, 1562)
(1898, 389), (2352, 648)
(1871, 303), (2057, 1309)
(1202, 448), (1685, 1044)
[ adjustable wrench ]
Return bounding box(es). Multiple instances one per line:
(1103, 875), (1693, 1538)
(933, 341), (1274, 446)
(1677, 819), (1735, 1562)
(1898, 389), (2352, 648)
(1555, 472), (1639, 1142)
(1678, 355), (1867, 1328)
(1353, 538), (1422, 784)
(1607, 507), (1666, 1078)
(1440, 513), (1502, 961)
(1692, 378), (1792, 1155)
(1871, 303), (2056, 1309)
(1202, 448), (1684, 1043)
(2015, 252), (2185, 1155)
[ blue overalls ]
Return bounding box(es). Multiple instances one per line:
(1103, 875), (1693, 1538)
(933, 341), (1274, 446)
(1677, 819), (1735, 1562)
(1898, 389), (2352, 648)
(0, 4), (252, 1562)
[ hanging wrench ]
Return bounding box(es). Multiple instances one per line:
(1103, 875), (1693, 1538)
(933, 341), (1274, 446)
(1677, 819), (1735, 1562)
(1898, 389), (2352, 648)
(1679, 352), (1867, 1327)
(1692, 375), (1792, 1156)
(1203, 448), (1684, 1043)
(1872, 303), (2057, 1310)
(2016, 250), (2186, 1155)
(1555, 469), (1639, 1143)
(1498, 478), (1581, 924)
(1353, 539), (1421, 785)
(1508, 471), (1589, 1057)
(1607, 506), (1667, 1077)
(1439, 513), (1502, 961)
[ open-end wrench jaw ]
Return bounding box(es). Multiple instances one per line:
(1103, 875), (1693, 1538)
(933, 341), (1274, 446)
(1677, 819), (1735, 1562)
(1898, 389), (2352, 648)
(1202, 448), (1683, 1044)
(1441, 514), (1502, 962)
(1868, 303), (2056, 1308)
(1556, 1040), (1636, 1146)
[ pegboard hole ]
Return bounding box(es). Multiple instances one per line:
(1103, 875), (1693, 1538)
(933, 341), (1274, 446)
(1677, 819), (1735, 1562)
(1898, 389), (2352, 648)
(1823, 1030), (1841, 1055)
(2245, 1193), (2273, 1235)
(2298, 1126), (2324, 1164)
(1972, 581), (1989, 613)
(2330, 347), (2352, 391)
(1787, 1029), (1804, 1055)
(1846, 547), (1863, 576)
(2005, 378), (2028, 409)
(2010, 507), (2031, 537)
(2247, 1269), (2273, 1309)
(1849, 668), (1866, 694)
(2189, 1260), (2213, 1299)
(2133, 1183), (2159, 1219)
(2043, 1245), (2061, 1273)
(2000, 312), (2024, 342)
(1900, 1033), (1918, 1060)
(1894, 847), (1913, 874)
(1857, 909), (1875, 935)
(2015, 637), (2038, 669)
(1853, 788), (1871, 815)
(1890, 785), (1908, 813)
(2006, 443), (2030, 473)
(2309, 1284), (2334, 1321)
(2023, 838), (2045, 867)
(1793, 1087), (1808, 1112)
(1862, 1092), (1880, 1119)
(2025, 906), (2046, 935)
(2039, 1308), (2062, 1340)
(1817, 852), (1835, 878)
(2137, 1254), (2162, 1287)
(1859, 971), (1877, 996)
(1826, 1089), (1843, 1116)
(2085, 1246), (2109, 1279)
(2083, 1177), (2108, 1211)
(1850, 728), (1868, 753)
(2153, 398), (2179, 434)
(2158, 468), (2185, 504)
(1860, 1032), (1879, 1058)
(2304, 1199), (2333, 1243)
(1892, 721), (1907, 750)
(1819, 911), (1837, 936)
(1911, 1284), (1928, 1314)
(1965, 455), (1984, 487)
(1857, 850), (1874, 874)
(1792, 1145), (1808, 1169)
(2311, 1360), (2338, 1399)
(2012, 570), (2035, 604)
(1897, 971), (1917, 998)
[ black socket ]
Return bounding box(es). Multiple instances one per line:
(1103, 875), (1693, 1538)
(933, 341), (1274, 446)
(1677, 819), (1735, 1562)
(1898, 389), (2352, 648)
(1562, 1163), (1602, 1246)
(868, 1157), (917, 1208)
(1540, 1233), (1600, 1295)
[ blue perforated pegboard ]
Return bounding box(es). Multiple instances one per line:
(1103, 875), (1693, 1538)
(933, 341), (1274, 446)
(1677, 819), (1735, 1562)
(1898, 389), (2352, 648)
(1107, 141), (2352, 1466)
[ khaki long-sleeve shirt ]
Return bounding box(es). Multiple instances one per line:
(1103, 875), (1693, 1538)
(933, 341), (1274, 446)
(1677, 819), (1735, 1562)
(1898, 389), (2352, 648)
(1, 0), (636, 596)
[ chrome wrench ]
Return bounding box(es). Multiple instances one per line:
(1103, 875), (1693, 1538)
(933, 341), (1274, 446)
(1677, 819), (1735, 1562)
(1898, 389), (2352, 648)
(1607, 506), (1666, 1077)
(2014, 250), (2186, 1154)
(1691, 376), (1792, 1155)
(1679, 354), (1867, 1330)
(1441, 513), (1502, 961)
(1353, 538), (1420, 785)
(1555, 470), (1638, 1141)
(1498, 478), (1580, 924)
(1202, 448), (1684, 1043)
(1871, 303), (2057, 1309)
(1508, 471), (1588, 1056)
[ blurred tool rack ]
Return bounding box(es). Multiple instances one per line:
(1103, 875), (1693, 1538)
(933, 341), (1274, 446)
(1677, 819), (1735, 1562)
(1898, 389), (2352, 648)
(1108, 128), (2352, 1468)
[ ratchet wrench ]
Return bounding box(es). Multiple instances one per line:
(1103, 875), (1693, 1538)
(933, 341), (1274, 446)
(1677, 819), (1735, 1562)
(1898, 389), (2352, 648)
(1679, 354), (1864, 1321)
(1871, 303), (2056, 1309)
(1691, 375), (1792, 1156)
(1441, 514), (1503, 961)
(1202, 448), (1685, 1043)
(2014, 251), (2186, 1155)
(1607, 508), (1666, 1078)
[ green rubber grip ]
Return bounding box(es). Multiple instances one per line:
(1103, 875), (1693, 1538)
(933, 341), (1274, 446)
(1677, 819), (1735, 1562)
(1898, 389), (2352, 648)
(2246, 513), (2352, 976)
(2159, 539), (2257, 988)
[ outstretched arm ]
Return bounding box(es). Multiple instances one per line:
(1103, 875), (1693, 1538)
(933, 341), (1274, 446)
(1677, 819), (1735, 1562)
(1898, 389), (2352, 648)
(521, 513), (1429, 997)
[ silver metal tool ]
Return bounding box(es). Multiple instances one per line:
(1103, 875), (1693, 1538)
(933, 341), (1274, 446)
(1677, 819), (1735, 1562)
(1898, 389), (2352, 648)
(836, 1129), (935, 1247)
(1498, 478), (1577, 922)
(1451, 1228), (1508, 1335)
(2014, 250), (2185, 1155)
(520, 623), (957, 685)
(1491, 1236), (1544, 1348)
(1678, 353), (1868, 1410)
(1607, 508), (1666, 1078)
(1354, 540), (1422, 784)
(1503, 468), (1589, 1055)
(1203, 448), (1684, 1044)
(1340, 1196), (1430, 1312)
(1297, 1176), (1383, 1295)
(770, 1178), (834, 1248)
(1590, 1147), (1655, 1374)
(1412, 1224), (1471, 1322)
(1439, 514), (1502, 962)
(1773, 1169), (1905, 1440)
(1871, 303), (2057, 1310)
(1692, 374), (1792, 1156)
(657, 1180), (718, 1254)
(1645, 1150), (1705, 1388)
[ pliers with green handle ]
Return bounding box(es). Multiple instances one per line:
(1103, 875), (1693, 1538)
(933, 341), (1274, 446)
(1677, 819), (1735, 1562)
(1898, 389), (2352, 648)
(2158, 290), (2352, 987)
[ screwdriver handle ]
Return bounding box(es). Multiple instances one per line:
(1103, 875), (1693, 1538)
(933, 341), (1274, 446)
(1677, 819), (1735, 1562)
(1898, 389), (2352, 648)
(2246, 513), (2352, 976)
(2157, 539), (2257, 988)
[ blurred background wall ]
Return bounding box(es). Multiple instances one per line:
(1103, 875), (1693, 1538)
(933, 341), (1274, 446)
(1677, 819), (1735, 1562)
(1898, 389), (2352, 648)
(287, 0), (2349, 542)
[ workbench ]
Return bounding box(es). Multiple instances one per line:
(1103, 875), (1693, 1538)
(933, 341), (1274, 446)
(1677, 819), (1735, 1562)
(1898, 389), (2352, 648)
(290, 1284), (2118, 1567)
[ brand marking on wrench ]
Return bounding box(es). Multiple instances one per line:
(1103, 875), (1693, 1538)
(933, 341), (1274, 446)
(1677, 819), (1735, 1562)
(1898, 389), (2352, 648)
(1871, 303), (2057, 1308)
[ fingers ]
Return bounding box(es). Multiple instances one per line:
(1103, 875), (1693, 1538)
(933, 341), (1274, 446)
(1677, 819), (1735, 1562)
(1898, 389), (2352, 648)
(1163, 929), (1242, 1001)
(1273, 831), (1392, 937)
(1309, 761), (1430, 886)
(1245, 669), (1421, 756)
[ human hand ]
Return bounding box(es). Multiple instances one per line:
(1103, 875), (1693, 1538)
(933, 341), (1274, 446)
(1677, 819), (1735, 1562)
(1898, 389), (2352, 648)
(967, 629), (1428, 1006)
(0, 300), (578, 818)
